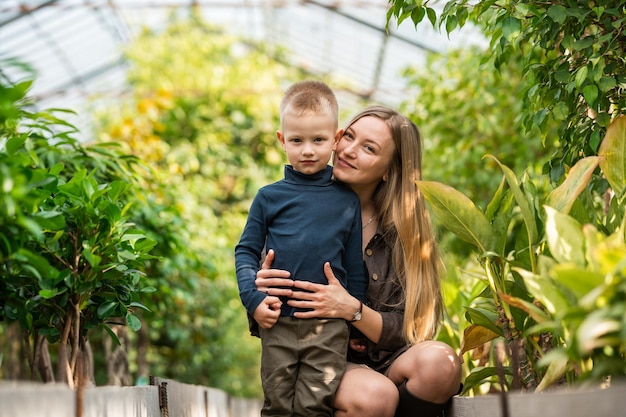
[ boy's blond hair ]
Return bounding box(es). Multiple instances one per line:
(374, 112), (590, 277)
(279, 80), (338, 127)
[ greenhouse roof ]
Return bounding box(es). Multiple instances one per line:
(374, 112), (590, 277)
(0, 0), (485, 137)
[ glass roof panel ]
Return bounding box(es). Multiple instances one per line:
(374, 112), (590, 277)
(0, 0), (485, 139)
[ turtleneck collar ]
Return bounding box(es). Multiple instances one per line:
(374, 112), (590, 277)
(283, 164), (333, 186)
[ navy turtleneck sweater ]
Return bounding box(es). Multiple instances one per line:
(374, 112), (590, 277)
(235, 165), (367, 317)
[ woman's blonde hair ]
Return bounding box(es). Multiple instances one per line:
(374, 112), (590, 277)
(346, 105), (443, 344)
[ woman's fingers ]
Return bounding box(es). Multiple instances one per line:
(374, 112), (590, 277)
(255, 277), (295, 297)
(257, 269), (292, 280)
(261, 249), (275, 270)
(323, 261), (341, 285)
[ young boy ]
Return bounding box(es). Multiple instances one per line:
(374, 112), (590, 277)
(235, 80), (367, 416)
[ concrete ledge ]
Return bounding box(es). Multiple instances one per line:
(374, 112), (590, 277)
(452, 383), (626, 417)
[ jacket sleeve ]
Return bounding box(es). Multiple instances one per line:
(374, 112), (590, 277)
(376, 309), (406, 351)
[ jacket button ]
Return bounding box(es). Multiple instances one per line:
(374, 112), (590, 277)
(365, 249), (373, 256)
(372, 273), (379, 281)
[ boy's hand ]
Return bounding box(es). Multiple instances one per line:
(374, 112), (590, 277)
(253, 296), (282, 329)
(349, 338), (367, 353)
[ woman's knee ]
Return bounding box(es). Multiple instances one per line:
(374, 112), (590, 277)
(334, 366), (398, 417)
(392, 341), (462, 402)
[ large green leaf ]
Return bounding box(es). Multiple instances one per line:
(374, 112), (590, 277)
(546, 156), (600, 214)
(464, 306), (502, 336)
(598, 115), (626, 195)
(544, 206), (586, 266)
(417, 180), (496, 253)
(550, 264), (604, 299)
(513, 267), (571, 316)
(485, 155), (538, 245)
(460, 324), (499, 355)
(535, 349), (569, 392)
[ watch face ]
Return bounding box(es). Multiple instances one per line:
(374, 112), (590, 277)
(353, 311), (362, 322)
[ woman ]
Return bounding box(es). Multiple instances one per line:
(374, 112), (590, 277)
(256, 105), (462, 417)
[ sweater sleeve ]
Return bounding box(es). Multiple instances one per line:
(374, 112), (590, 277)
(235, 191), (268, 316)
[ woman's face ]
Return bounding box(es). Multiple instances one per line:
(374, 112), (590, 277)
(332, 115), (396, 196)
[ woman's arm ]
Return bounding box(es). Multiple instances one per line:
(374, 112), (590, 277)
(289, 262), (384, 344)
(256, 252), (386, 344)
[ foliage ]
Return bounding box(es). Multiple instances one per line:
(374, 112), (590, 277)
(419, 116), (626, 394)
(388, 0), (626, 187)
(401, 46), (557, 209)
(93, 14), (312, 396)
(0, 64), (156, 385)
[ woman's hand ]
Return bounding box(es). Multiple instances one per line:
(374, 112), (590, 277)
(255, 249), (295, 297)
(289, 262), (359, 321)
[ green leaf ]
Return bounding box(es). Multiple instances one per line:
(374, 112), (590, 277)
(34, 211), (66, 230)
(535, 349), (568, 392)
(575, 66), (588, 89)
(485, 155), (538, 245)
(582, 84), (599, 107)
(121, 230), (147, 243)
(499, 292), (550, 323)
(553, 102), (569, 120)
(39, 288), (59, 299)
(544, 206), (586, 266)
(501, 17), (521, 41)
(547, 5), (567, 24)
(129, 301), (151, 312)
(426, 7), (436, 26)
(462, 366), (508, 393)
(598, 76), (617, 92)
(550, 264), (604, 299)
(417, 180), (496, 252)
(13, 248), (58, 279)
(573, 37), (595, 51)
(445, 15), (458, 34)
(513, 268), (571, 316)
(102, 324), (121, 346)
(546, 156), (600, 214)
(577, 312), (621, 354)
(598, 116), (626, 194)
(17, 217), (44, 241)
(6, 136), (27, 155)
(82, 248), (101, 267)
(97, 301), (119, 319)
(460, 324), (499, 355)
(465, 307), (502, 336)
(126, 312), (142, 331)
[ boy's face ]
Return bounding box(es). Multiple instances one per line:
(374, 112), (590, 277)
(277, 110), (342, 175)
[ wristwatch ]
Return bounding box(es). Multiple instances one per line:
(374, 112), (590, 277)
(350, 301), (363, 322)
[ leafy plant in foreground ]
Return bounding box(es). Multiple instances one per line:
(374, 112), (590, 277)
(1, 71), (156, 385)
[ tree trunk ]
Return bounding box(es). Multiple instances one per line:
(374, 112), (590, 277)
(104, 322), (131, 386)
(36, 335), (55, 382)
(136, 318), (150, 384)
(5, 322), (27, 379)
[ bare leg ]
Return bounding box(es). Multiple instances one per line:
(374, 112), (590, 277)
(334, 363), (398, 417)
(386, 340), (462, 404)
